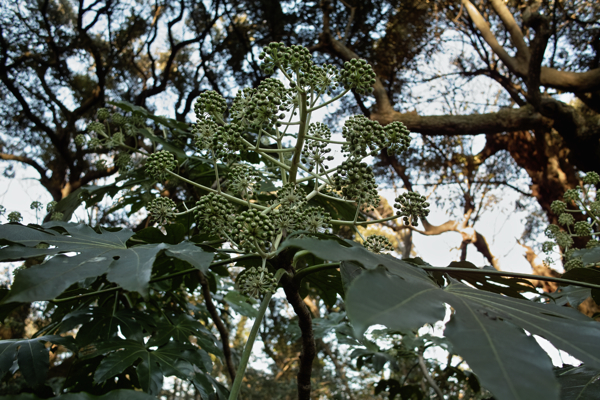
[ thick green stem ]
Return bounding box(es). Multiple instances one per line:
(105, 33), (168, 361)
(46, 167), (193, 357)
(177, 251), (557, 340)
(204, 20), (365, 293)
(228, 268), (288, 400)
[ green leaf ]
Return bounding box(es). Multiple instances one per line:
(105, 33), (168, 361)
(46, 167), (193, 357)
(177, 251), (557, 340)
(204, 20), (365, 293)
(0, 223), (215, 302)
(0, 341), (18, 378)
(146, 314), (222, 356)
(17, 338), (49, 388)
(302, 268), (344, 307)
(68, 308), (149, 345)
(93, 341), (147, 383)
(105, 243), (166, 297)
(444, 289), (558, 400)
(551, 286), (592, 308)
(344, 258), (600, 400)
(223, 291), (258, 318)
(345, 266), (446, 337)
(136, 357), (163, 395)
(163, 241), (215, 274)
(0, 335), (76, 387)
(555, 365), (600, 400)
(441, 261), (537, 299)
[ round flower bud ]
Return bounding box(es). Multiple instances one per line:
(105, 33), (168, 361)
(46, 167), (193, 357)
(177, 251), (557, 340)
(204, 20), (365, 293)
(550, 200), (567, 216)
(194, 193), (235, 238)
(47, 201), (58, 213)
(542, 241), (555, 253)
(111, 113), (127, 127)
(145, 150), (177, 182)
(563, 188), (580, 204)
(30, 201), (43, 211)
(558, 213), (575, 227)
(51, 212), (64, 221)
(339, 58), (376, 95)
(237, 265), (277, 298)
(147, 197), (177, 225)
(97, 108), (110, 122)
(544, 224), (560, 239)
(74, 134), (86, 147)
(574, 221), (592, 236)
(565, 258), (583, 271)
(586, 239), (600, 248)
(7, 211), (22, 223)
(364, 235), (394, 253)
(583, 172), (600, 185)
(87, 121), (106, 135)
(194, 91), (227, 120)
(394, 192), (430, 226)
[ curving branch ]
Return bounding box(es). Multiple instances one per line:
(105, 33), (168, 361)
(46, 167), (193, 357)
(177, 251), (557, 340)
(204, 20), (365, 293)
(462, 0), (600, 92)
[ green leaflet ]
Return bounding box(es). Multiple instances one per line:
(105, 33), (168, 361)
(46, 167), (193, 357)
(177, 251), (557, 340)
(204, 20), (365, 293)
(345, 263), (600, 400)
(555, 365), (600, 400)
(84, 339), (220, 396)
(0, 222), (214, 302)
(0, 335), (76, 388)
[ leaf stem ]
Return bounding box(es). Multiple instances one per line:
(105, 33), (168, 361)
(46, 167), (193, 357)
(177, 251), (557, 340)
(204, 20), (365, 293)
(294, 262), (341, 283)
(228, 268), (288, 400)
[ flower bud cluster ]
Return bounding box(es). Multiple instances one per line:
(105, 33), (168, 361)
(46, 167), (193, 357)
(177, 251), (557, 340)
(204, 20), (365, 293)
(364, 235), (394, 253)
(543, 172), (600, 268)
(194, 91), (227, 121)
(342, 115), (385, 157)
(233, 209), (276, 253)
(339, 59), (376, 95)
(332, 159), (380, 209)
(194, 193), (236, 238)
(259, 42), (312, 76)
(145, 150), (177, 182)
(394, 192), (430, 226)
(237, 265), (277, 298)
(7, 211), (22, 223)
(228, 165), (262, 199)
(147, 197), (177, 226)
(300, 206), (333, 234)
(302, 123), (334, 172)
(384, 122), (412, 155)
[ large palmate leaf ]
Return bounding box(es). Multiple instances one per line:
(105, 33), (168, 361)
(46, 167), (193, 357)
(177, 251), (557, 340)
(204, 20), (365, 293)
(0, 335), (76, 388)
(344, 264), (600, 400)
(0, 222), (214, 302)
(83, 339), (221, 396)
(146, 313), (222, 356)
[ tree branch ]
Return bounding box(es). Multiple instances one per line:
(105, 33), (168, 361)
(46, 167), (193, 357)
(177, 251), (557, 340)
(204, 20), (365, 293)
(281, 274), (315, 400)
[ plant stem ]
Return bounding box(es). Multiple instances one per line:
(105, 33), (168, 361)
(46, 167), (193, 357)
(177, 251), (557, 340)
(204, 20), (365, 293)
(228, 268), (288, 400)
(294, 262), (341, 283)
(166, 170), (266, 211)
(418, 353), (444, 399)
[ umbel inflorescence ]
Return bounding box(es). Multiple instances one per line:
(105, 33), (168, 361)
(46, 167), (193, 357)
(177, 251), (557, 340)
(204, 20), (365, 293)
(136, 43), (428, 297)
(543, 171), (600, 270)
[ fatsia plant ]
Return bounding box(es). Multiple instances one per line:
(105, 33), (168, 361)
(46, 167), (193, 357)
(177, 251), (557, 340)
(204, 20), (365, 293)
(1, 42), (600, 400)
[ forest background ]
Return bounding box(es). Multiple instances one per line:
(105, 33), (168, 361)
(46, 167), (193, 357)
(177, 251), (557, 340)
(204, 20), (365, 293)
(0, 0), (599, 399)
